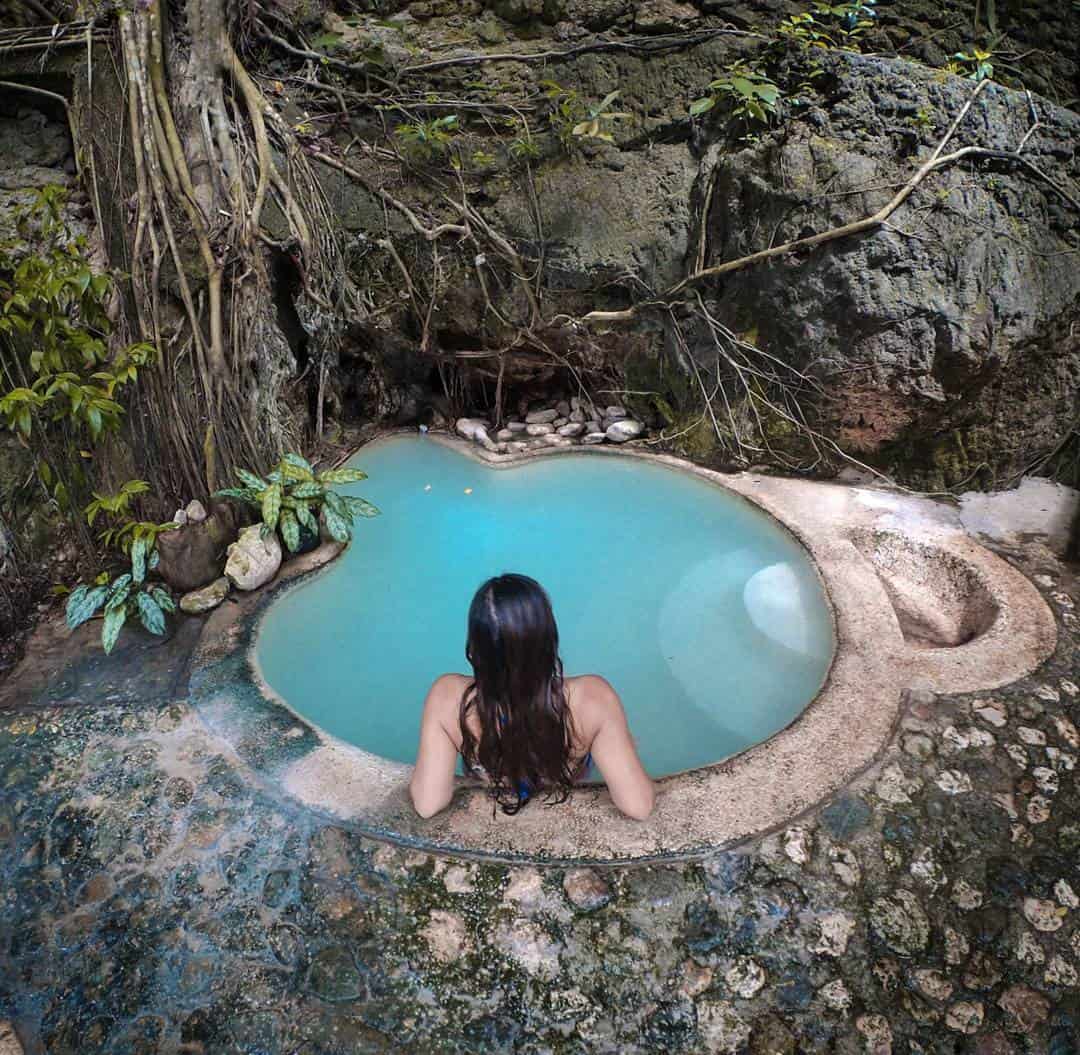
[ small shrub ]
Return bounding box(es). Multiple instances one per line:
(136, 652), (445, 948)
(539, 83), (631, 150)
(947, 48), (994, 81)
(691, 63), (781, 134)
(84, 480), (178, 554)
(65, 537), (176, 653)
(215, 452), (379, 550)
(394, 115), (460, 160)
(778, 0), (877, 51)
(570, 91), (632, 144)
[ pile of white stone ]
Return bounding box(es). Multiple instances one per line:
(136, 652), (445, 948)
(455, 398), (644, 454)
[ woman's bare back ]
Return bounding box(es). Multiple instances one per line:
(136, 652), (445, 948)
(410, 674), (655, 820)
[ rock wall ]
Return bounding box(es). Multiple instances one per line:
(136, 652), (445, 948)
(1, 1), (1078, 496)
(701, 53), (1080, 488)
(294, 0), (1079, 488)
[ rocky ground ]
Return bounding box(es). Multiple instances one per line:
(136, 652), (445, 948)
(455, 396), (647, 453)
(0, 537), (1077, 1053)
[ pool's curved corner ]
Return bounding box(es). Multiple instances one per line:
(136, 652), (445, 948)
(188, 433), (1056, 865)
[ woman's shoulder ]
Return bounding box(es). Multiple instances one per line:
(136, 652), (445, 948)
(432, 672), (471, 691)
(566, 674), (619, 704)
(565, 676), (622, 734)
(428, 673), (471, 704)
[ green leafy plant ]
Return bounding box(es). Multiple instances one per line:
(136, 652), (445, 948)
(691, 63), (781, 133)
(778, 0), (876, 50)
(0, 185), (156, 551)
(394, 115), (460, 160)
(509, 136), (542, 162)
(947, 48), (994, 81)
(908, 106), (935, 131)
(64, 537), (176, 654)
(570, 91), (632, 144)
(0, 186), (155, 444)
(216, 452), (379, 550)
(539, 81), (587, 151)
(84, 480), (178, 554)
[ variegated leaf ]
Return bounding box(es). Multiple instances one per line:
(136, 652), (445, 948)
(317, 468), (368, 485)
(151, 586), (177, 613)
(131, 537), (147, 584)
(235, 468), (267, 491)
(101, 604), (126, 653)
(345, 496), (380, 518)
(323, 506), (351, 543)
(66, 584), (107, 628)
(262, 482), (282, 532)
(137, 592), (166, 636)
(279, 509), (300, 552)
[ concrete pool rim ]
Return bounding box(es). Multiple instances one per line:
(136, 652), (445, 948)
(187, 431), (1057, 864)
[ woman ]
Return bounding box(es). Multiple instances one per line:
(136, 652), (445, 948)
(410, 574), (655, 820)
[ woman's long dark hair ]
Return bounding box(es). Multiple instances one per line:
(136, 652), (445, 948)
(459, 574), (578, 814)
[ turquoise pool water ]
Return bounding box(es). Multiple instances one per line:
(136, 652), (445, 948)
(255, 436), (834, 777)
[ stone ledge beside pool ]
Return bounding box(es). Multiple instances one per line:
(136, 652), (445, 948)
(188, 433), (1057, 864)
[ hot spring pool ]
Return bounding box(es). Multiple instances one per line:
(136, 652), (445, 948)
(255, 436), (835, 777)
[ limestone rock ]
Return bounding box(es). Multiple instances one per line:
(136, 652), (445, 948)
(725, 957), (766, 998)
(1022, 897), (1066, 931)
(455, 417), (489, 442)
(184, 499), (207, 524)
(525, 409), (559, 424)
(0, 1020), (23, 1055)
(945, 1001), (983, 1033)
(706, 53), (1080, 490)
(526, 423), (555, 436)
(583, 432), (607, 445)
(869, 891), (930, 957)
(558, 422), (585, 437)
(225, 525), (282, 591)
(605, 419), (644, 443)
(155, 512), (233, 593)
(491, 918), (562, 979)
(422, 909), (470, 963)
(562, 869), (612, 912)
(179, 577), (230, 615)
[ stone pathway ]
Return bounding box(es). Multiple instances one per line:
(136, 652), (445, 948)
(0, 541), (1078, 1053)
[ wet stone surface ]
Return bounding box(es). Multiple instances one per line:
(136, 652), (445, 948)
(0, 542), (1079, 1052)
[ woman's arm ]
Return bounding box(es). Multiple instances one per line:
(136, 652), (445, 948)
(583, 678), (656, 820)
(409, 677), (460, 818)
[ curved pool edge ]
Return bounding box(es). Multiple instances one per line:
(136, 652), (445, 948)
(187, 432), (929, 864)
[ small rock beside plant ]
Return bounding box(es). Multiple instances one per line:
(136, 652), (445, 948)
(179, 576), (231, 614)
(225, 525), (283, 591)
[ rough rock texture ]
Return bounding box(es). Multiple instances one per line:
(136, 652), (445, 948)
(0, 101), (80, 249)
(178, 577), (230, 615)
(702, 52), (1080, 489)
(155, 514), (234, 593)
(1, 540), (1079, 1052)
(224, 525), (282, 591)
(290, 1), (1080, 489)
